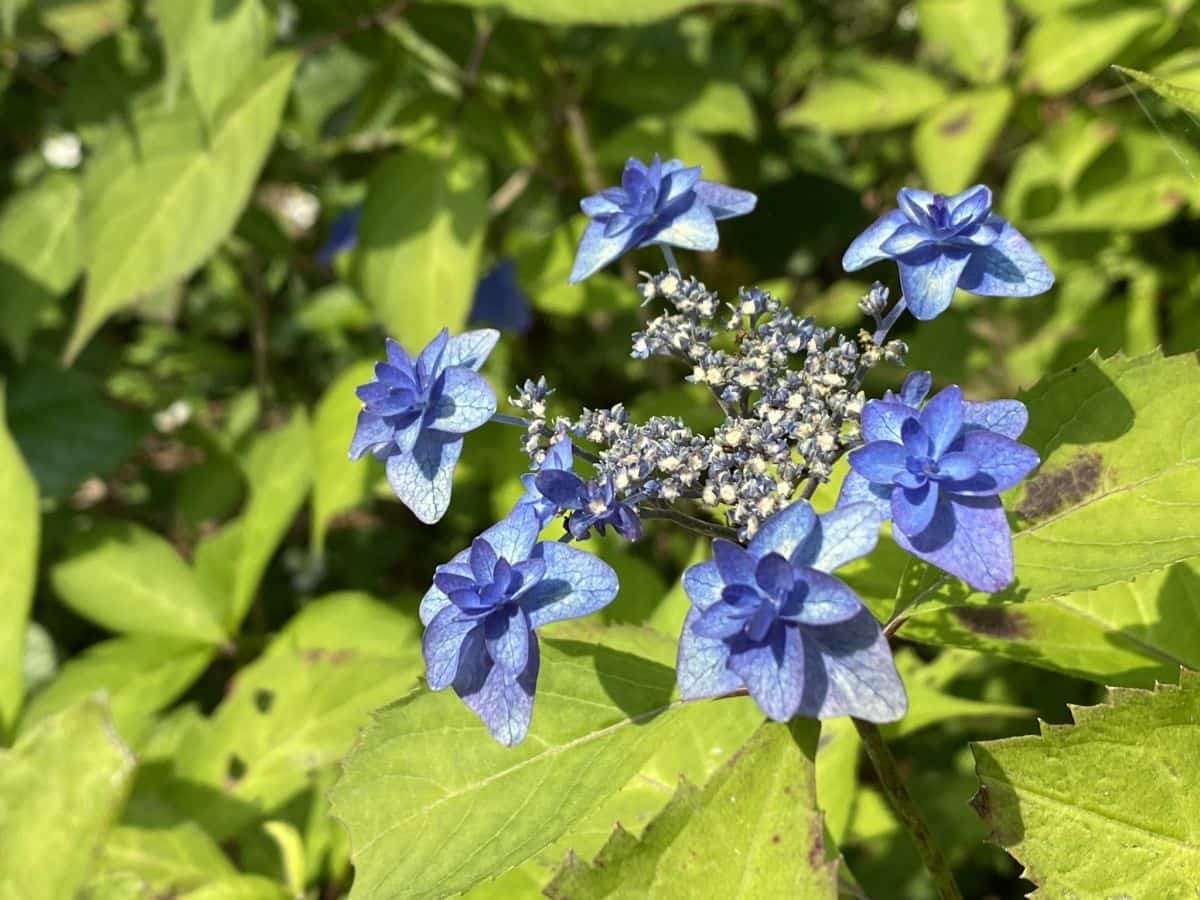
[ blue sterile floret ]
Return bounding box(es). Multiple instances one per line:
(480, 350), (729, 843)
(349, 328), (499, 524)
(533, 468), (644, 541)
(419, 506), (620, 745)
(842, 185), (1054, 321)
(515, 438), (574, 528)
(839, 372), (1040, 592)
(570, 155), (757, 284)
(676, 500), (907, 723)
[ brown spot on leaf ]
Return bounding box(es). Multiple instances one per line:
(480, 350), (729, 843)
(808, 829), (826, 869)
(953, 606), (1031, 640)
(939, 112), (973, 136)
(1017, 452), (1103, 521)
(302, 648), (356, 665)
(771, 834), (781, 845)
(970, 785), (991, 822)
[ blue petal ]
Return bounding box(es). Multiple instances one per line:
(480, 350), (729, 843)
(660, 161), (703, 205)
(899, 371), (933, 408)
(712, 539), (758, 585)
(842, 209), (908, 271)
(477, 506), (542, 564)
(790, 569), (863, 626)
(897, 187), (937, 225)
(919, 386), (964, 457)
(861, 400), (917, 444)
(419, 558), (472, 625)
(693, 180), (757, 219)
(423, 607), (480, 691)
(893, 495), (1014, 592)
(543, 438), (574, 472)
(385, 337), (414, 371)
(892, 482), (940, 535)
(936, 452), (979, 481)
(521, 542), (619, 628)
(349, 411), (393, 461)
(957, 217), (1054, 298)
(443, 329), (500, 371)
(951, 431), (1039, 495)
(948, 185), (992, 228)
(570, 220), (637, 284)
(901, 418), (932, 458)
(649, 202), (719, 252)
(797, 609), (907, 722)
(470, 538), (498, 582)
(755, 554), (794, 598)
(682, 560), (726, 612)
(416, 328), (450, 385)
(535, 469), (585, 507)
(677, 607), (742, 700)
(880, 223), (935, 256)
(836, 471), (893, 522)
(898, 246), (972, 320)
(385, 431), (463, 524)
(794, 502), (883, 573)
(581, 194), (621, 216)
(692, 602), (749, 639)
(747, 500), (817, 560)
(848, 441), (908, 485)
(428, 368), (497, 434)
(456, 638), (539, 747)
(728, 625), (805, 722)
(485, 606), (531, 674)
(962, 400), (1028, 441)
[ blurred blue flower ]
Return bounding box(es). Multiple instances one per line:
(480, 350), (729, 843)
(469, 260), (533, 334)
(839, 372), (1040, 592)
(842, 185), (1053, 321)
(419, 506), (620, 745)
(677, 500), (906, 723)
(533, 469), (643, 541)
(349, 328), (499, 524)
(570, 155), (757, 284)
(317, 205), (362, 266)
(515, 438), (574, 527)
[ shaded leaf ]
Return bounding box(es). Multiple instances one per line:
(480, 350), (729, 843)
(311, 361), (377, 554)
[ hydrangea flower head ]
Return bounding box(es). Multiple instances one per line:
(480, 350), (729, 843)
(570, 155), (757, 284)
(839, 372), (1040, 592)
(419, 506), (620, 745)
(349, 328), (499, 524)
(677, 500), (906, 723)
(842, 185), (1053, 320)
(533, 468), (643, 541)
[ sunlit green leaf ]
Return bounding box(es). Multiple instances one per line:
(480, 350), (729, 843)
(425, 0), (748, 25)
(781, 57), (947, 134)
(0, 387), (37, 737)
(917, 0), (1011, 84)
(913, 88), (1013, 194)
(1115, 63), (1200, 115)
(1020, 3), (1161, 95)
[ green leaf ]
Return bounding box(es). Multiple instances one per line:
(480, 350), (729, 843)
(546, 720), (837, 899)
(51, 521), (226, 644)
(972, 670), (1200, 895)
(1020, 3), (1162, 95)
(0, 387), (38, 737)
(595, 70), (757, 139)
(912, 88), (1013, 194)
(781, 57), (947, 134)
(355, 145), (489, 352)
(422, 0), (746, 25)
(91, 823), (237, 893)
(20, 637), (213, 745)
(173, 647), (420, 839)
(40, 0), (129, 52)
(331, 635), (697, 899)
(266, 591), (421, 661)
(886, 650), (1032, 739)
(1115, 63), (1200, 115)
(175, 0), (273, 125)
(66, 52), (298, 362)
(261, 820), (307, 898)
(311, 361), (377, 554)
(0, 173), (82, 358)
(917, 0), (1011, 84)
(6, 365), (144, 500)
(0, 696), (136, 900)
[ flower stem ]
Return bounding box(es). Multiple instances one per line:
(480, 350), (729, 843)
(873, 295), (908, 345)
(490, 413), (528, 428)
(659, 245), (681, 273)
(853, 719), (963, 900)
(640, 506), (739, 541)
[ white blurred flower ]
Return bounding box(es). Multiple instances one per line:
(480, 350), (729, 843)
(42, 132), (82, 169)
(154, 399), (193, 433)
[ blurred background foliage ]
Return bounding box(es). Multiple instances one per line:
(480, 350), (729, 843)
(0, 0), (1198, 897)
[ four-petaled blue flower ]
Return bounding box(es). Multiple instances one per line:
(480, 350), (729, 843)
(839, 372), (1040, 592)
(349, 328), (499, 524)
(677, 500), (906, 723)
(570, 155), (757, 284)
(515, 438), (574, 528)
(842, 185), (1054, 321)
(533, 468), (643, 541)
(419, 506), (620, 745)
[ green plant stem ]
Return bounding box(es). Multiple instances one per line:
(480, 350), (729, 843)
(853, 719), (963, 900)
(641, 506), (739, 541)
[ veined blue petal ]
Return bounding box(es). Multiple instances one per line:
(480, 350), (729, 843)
(581, 194), (621, 216)
(428, 367), (497, 434)
(713, 539), (758, 586)
(936, 452), (979, 481)
(677, 607), (742, 700)
(755, 554), (794, 597)
(842, 209), (909, 271)
(798, 609), (907, 722)
(962, 400), (1028, 440)
(835, 471), (893, 522)
(682, 560), (726, 612)
(789, 569), (862, 626)
(443, 329), (500, 371)
(948, 185), (992, 229)
(534, 469), (585, 507)
(920, 386), (964, 457)
(469, 538), (498, 582)
(901, 418), (932, 459)
(693, 180), (757, 219)
(900, 371), (933, 407)
(416, 328), (450, 386)
(880, 223), (936, 256)
(423, 607), (480, 691)
(892, 482), (940, 536)
(898, 246), (972, 320)
(477, 506), (542, 565)
(958, 217), (1054, 298)
(522, 541), (619, 628)
(456, 638), (539, 747)
(897, 187), (937, 226)
(950, 431), (1039, 495)
(660, 163), (702, 205)
(569, 220), (638, 284)
(692, 602), (749, 640)
(385, 338), (415, 373)
(649, 202), (719, 252)
(348, 411), (393, 461)
(485, 606), (531, 674)
(849, 441), (908, 485)
(794, 502), (883, 573)
(861, 400), (917, 444)
(385, 431), (464, 524)
(893, 494), (1014, 592)
(747, 500), (817, 560)
(728, 625), (805, 722)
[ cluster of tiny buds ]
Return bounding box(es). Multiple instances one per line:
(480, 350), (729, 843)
(512, 274), (906, 539)
(858, 281), (891, 318)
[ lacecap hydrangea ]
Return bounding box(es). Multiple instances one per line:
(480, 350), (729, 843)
(348, 156), (1053, 744)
